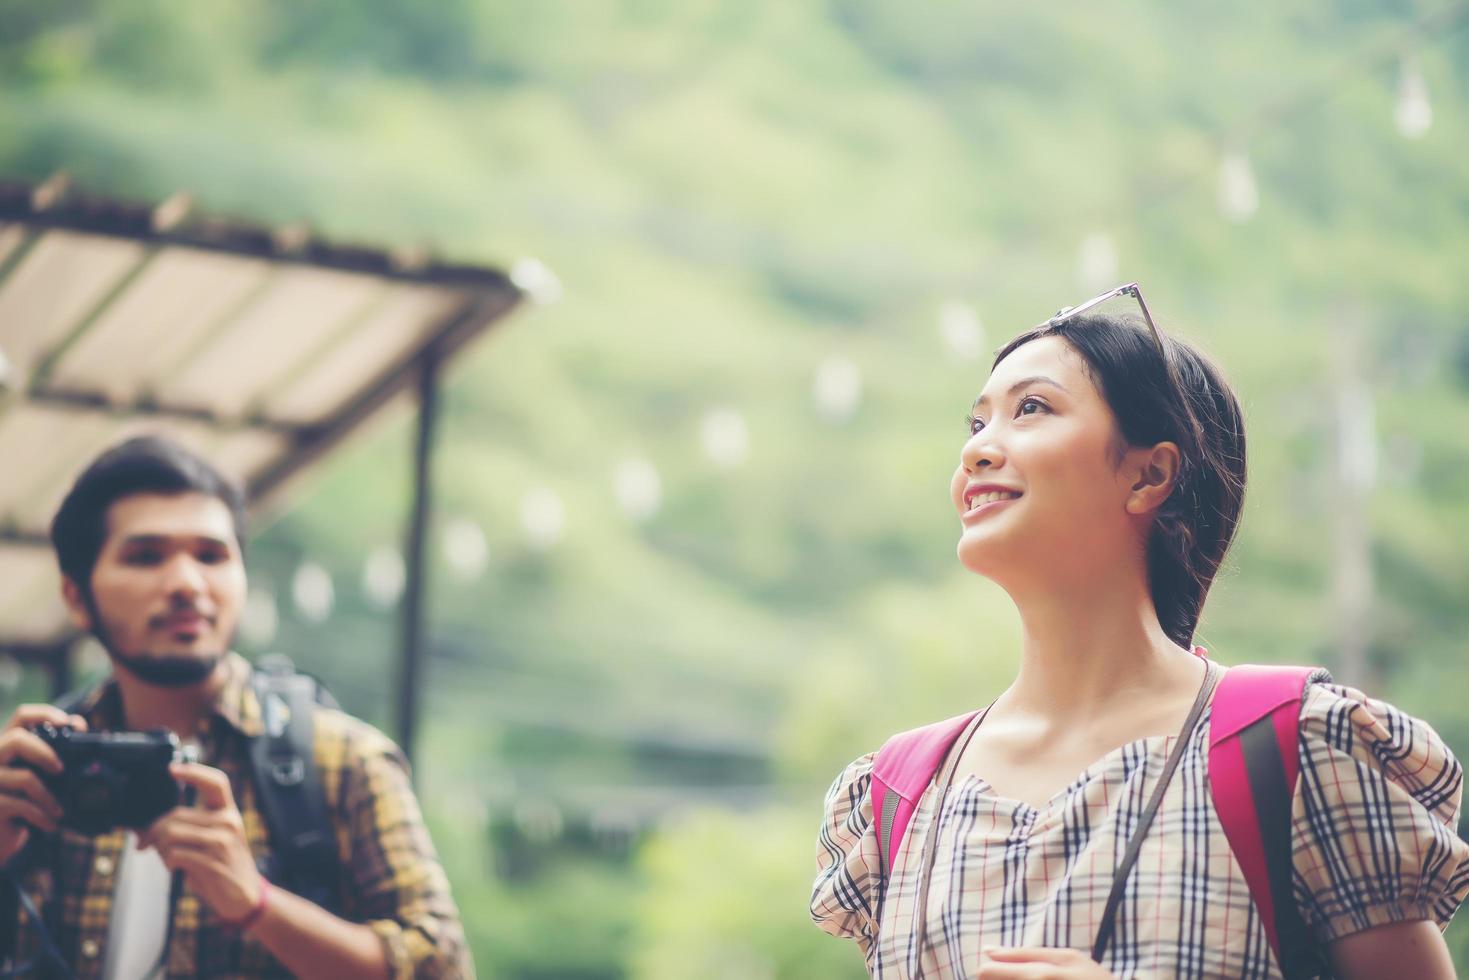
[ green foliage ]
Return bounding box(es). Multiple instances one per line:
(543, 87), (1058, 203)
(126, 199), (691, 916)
(632, 806), (863, 980)
(3, 0), (1468, 974)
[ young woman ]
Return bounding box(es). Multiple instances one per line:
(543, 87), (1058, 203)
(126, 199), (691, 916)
(811, 285), (1468, 979)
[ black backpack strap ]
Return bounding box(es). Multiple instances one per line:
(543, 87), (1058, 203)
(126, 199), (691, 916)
(52, 682), (100, 718)
(248, 656), (340, 913)
(1239, 717), (1331, 978)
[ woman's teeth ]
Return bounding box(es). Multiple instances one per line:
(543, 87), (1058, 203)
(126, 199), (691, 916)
(971, 490), (1020, 507)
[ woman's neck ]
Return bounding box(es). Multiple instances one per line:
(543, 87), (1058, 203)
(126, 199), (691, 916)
(1001, 571), (1199, 722)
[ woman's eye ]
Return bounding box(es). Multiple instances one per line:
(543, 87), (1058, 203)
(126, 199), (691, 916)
(965, 414), (984, 435)
(1016, 397), (1048, 417)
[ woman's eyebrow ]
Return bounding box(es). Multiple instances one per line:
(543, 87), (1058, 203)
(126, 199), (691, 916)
(972, 375), (1069, 412)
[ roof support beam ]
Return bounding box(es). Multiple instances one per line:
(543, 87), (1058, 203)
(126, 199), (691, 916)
(25, 384), (308, 436)
(397, 348), (440, 770)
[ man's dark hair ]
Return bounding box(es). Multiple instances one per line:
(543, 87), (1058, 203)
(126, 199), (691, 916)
(50, 435), (248, 593)
(993, 314), (1247, 648)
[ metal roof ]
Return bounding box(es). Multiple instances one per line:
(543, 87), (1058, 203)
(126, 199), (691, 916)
(0, 176), (523, 660)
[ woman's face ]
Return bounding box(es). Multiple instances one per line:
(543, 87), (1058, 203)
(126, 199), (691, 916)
(949, 335), (1142, 586)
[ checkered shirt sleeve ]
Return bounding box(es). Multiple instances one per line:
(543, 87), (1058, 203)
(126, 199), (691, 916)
(811, 752), (881, 962)
(1292, 682), (1469, 943)
(318, 710), (473, 979)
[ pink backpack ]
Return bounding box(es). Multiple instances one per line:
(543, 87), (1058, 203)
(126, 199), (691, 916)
(870, 663), (1329, 978)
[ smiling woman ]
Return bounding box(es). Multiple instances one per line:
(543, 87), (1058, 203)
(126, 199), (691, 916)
(810, 287), (1469, 979)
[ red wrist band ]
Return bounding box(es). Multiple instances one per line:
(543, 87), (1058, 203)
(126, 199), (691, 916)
(222, 878), (270, 932)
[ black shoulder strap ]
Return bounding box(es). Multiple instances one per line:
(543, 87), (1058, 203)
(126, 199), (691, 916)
(1239, 716), (1332, 978)
(51, 683), (99, 717)
(248, 656), (340, 913)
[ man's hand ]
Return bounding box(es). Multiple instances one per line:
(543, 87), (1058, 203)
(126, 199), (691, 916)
(0, 705), (86, 864)
(978, 947), (1121, 978)
(140, 762), (263, 922)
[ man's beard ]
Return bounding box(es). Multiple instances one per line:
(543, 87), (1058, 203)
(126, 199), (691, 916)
(108, 647), (226, 688)
(86, 595), (230, 689)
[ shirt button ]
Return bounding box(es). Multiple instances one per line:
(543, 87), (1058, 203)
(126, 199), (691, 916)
(94, 856), (115, 876)
(81, 940), (100, 958)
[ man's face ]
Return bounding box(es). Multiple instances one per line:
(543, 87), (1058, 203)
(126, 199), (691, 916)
(63, 492), (246, 683)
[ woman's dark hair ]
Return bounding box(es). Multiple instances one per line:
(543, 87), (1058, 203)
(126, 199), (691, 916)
(992, 314), (1247, 647)
(50, 435), (248, 594)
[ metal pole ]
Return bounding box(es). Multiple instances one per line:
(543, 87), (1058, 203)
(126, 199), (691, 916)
(397, 348), (440, 769)
(1330, 309), (1375, 689)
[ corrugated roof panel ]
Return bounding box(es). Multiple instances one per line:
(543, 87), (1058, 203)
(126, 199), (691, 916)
(0, 548), (68, 643)
(48, 247), (271, 403)
(156, 266), (384, 418)
(0, 405), (117, 528)
(0, 231), (147, 385)
(265, 284), (463, 423)
(0, 407), (218, 532)
(0, 223), (26, 267)
(205, 428), (289, 484)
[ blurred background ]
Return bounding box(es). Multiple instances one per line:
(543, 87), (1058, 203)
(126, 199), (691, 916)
(2, 0), (1468, 976)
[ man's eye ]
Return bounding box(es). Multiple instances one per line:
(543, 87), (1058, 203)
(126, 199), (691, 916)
(124, 551), (163, 566)
(197, 548), (230, 565)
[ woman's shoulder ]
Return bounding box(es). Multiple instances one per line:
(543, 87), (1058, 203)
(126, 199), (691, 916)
(1291, 678), (1469, 939)
(822, 751), (877, 811)
(1298, 679), (1463, 817)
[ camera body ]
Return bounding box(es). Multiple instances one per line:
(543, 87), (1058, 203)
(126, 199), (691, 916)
(33, 724), (183, 834)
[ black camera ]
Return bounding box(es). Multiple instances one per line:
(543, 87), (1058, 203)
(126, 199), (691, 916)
(33, 724), (183, 834)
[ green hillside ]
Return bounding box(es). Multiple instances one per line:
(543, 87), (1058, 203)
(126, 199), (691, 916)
(3, 1), (1468, 975)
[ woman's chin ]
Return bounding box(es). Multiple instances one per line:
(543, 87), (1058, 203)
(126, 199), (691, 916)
(955, 530), (1012, 577)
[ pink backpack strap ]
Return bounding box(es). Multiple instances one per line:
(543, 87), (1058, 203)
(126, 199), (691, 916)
(1208, 664), (1331, 979)
(871, 710), (982, 875)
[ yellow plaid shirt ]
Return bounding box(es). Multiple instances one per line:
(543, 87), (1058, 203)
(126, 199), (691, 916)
(3, 654), (473, 979)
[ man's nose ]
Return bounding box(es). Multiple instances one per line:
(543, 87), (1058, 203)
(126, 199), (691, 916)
(161, 554), (207, 598)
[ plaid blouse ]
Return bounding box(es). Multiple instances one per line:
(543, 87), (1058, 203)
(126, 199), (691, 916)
(3, 654), (472, 979)
(813, 681), (1469, 978)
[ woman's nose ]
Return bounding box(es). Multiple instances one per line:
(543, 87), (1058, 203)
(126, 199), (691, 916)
(961, 432), (1004, 475)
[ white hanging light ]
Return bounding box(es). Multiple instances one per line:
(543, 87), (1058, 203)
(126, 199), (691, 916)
(1076, 232), (1119, 293)
(509, 257), (564, 304)
(1218, 149), (1259, 223)
(613, 457), (663, 522)
(521, 487), (566, 550)
(1394, 54), (1432, 139)
(362, 547), (406, 609)
(443, 518), (490, 579)
(291, 562), (334, 623)
(938, 302), (984, 362)
(700, 408), (749, 468)
(240, 586), (279, 645)
(813, 355), (863, 424)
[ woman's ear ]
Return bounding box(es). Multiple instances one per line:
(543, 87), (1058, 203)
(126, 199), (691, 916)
(1125, 441), (1181, 515)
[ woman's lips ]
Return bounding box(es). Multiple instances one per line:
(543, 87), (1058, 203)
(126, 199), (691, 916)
(960, 494), (1020, 525)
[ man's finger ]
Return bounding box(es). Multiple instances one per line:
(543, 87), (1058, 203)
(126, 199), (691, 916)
(169, 763), (235, 811)
(0, 768), (64, 817)
(149, 821), (217, 854)
(0, 798), (59, 834)
(3, 705), (87, 734)
(0, 729), (65, 775)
